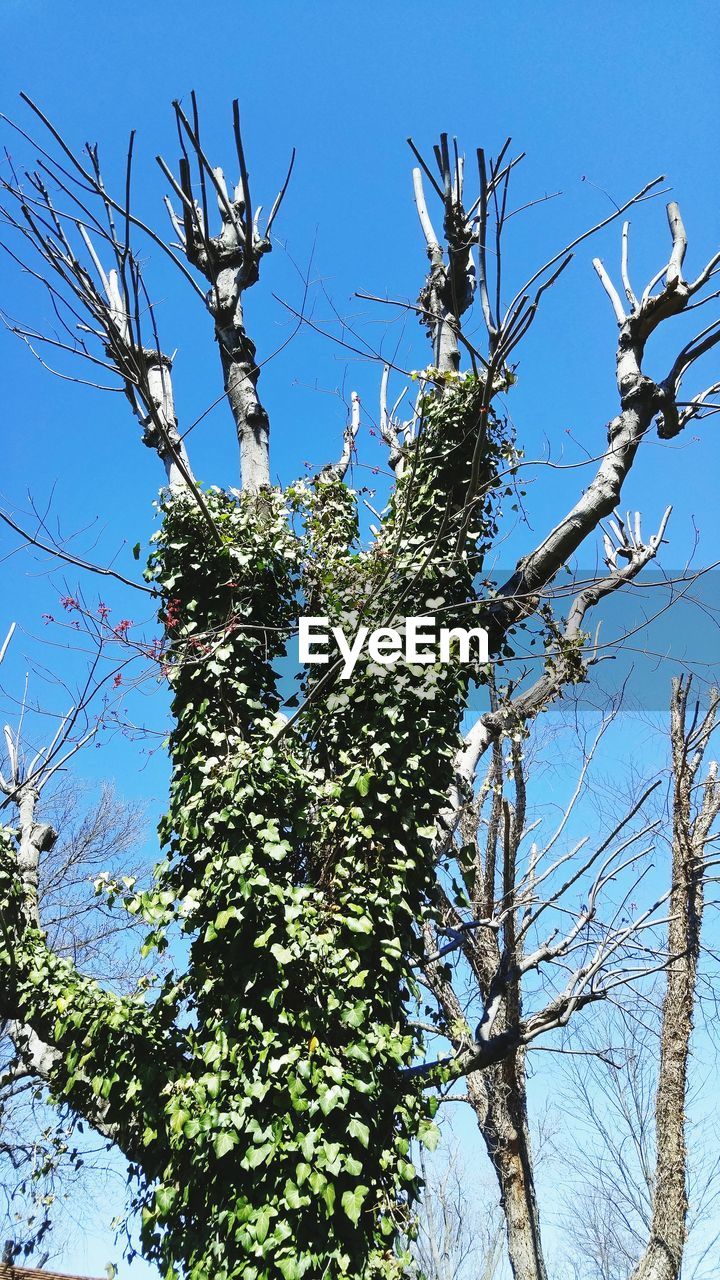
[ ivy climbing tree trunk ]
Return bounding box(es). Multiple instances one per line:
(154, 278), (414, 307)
(0, 99), (719, 1280)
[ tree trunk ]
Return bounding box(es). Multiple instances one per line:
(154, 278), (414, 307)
(470, 1052), (549, 1280)
(630, 679), (718, 1280)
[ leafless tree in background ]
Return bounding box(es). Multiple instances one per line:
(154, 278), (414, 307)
(630, 679), (720, 1280)
(558, 993), (720, 1280)
(420, 677), (719, 1280)
(410, 1138), (504, 1280)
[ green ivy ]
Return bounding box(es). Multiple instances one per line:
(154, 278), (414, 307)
(1, 376), (518, 1280)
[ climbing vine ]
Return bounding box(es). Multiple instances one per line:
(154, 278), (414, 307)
(1, 376), (518, 1279)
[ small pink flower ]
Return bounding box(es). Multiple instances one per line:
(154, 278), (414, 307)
(164, 599), (182, 631)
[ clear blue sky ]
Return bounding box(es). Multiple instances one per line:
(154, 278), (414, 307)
(1, 1), (719, 1274)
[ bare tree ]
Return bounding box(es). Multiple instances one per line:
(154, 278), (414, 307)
(410, 1138), (504, 1280)
(420, 678), (720, 1280)
(558, 993), (720, 1280)
(630, 678), (720, 1280)
(421, 700), (663, 1280)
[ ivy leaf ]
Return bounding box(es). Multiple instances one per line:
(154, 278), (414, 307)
(155, 1186), (176, 1215)
(348, 1117), (370, 1148)
(319, 1085), (343, 1115)
(204, 1074), (221, 1099)
(271, 943), (293, 965)
(214, 1131), (237, 1159)
(278, 1260), (301, 1280)
(343, 1001), (367, 1029)
(245, 1141), (273, 1168)
(346, 916), (373, 936)
(418, 1120), (441, 1151)
(341, 1185), (369, 1225)
(215, 908), (235, 932)
(255, 1206), (271, 1244)
(284, 1180), (303, 1209)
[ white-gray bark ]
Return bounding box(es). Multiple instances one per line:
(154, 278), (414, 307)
(158, 98), (294, 489)
(144, 352), (193, 493)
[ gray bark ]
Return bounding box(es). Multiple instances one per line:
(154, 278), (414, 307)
(473, 1056), (548, 1280)
(215, 279), (270, 489)
(630, 680), (720, 1280)
(160, 105), (278, 490)
(423, 895), (549, 1280)
(143, 352), (194, 493)
(492, 202), (720, 645)
(411, 159), (475, 375)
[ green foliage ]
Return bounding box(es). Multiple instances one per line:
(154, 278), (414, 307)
(0, 377), (517, 1279)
